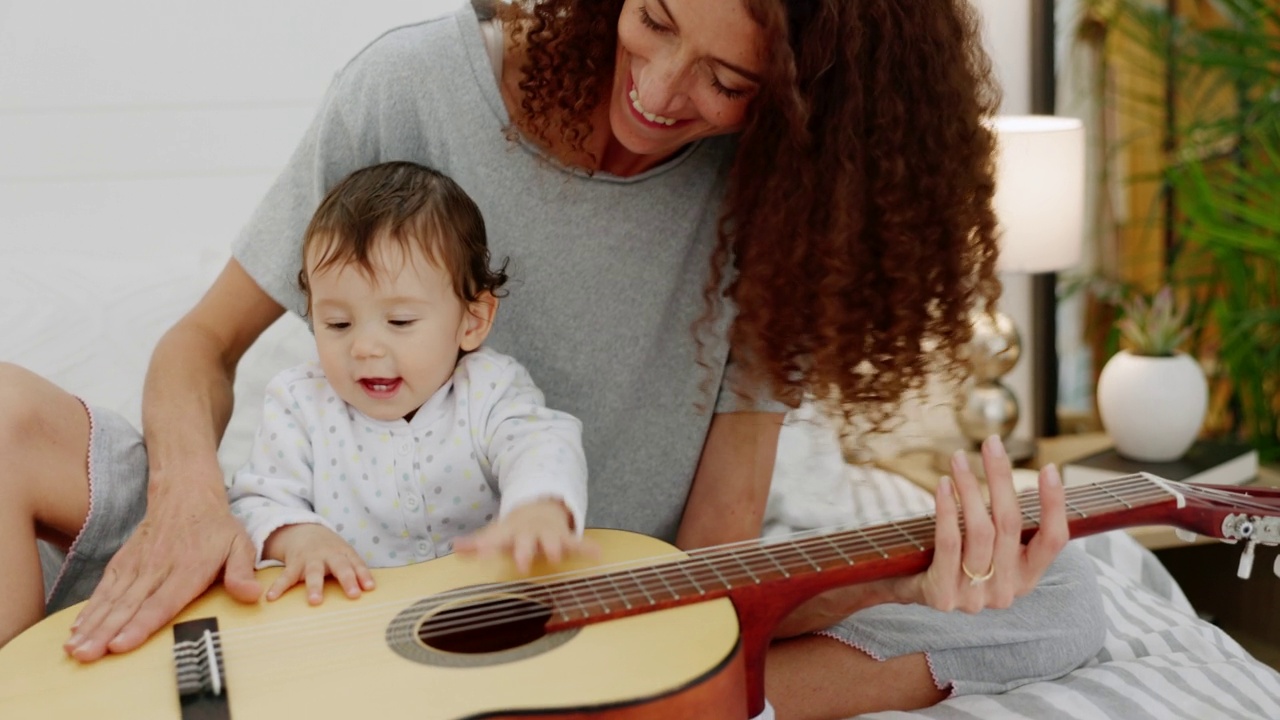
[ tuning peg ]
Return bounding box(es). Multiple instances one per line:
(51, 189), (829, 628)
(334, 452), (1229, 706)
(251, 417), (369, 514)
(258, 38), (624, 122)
(1175, 529), (1197, 543)
(1238, 540), (1257, 580)
(1274, 554), (1280, 580)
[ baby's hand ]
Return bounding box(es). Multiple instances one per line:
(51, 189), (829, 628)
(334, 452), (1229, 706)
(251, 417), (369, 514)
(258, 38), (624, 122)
(261, 523), (376, 605)
(453, 499), (595, 574)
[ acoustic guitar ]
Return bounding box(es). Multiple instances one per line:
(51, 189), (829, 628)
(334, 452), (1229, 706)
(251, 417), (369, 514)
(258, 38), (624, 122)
(2, 472), (1278, 719)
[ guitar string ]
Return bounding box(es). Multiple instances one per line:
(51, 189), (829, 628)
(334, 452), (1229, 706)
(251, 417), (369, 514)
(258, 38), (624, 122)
(5, 475), (1262, 699)
(206, 475), (1169, 649)
(208, 476), (1174, 651)
(204, 476), (1178, 654)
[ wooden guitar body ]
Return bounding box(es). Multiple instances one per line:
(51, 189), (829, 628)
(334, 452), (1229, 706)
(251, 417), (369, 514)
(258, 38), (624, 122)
(0, 530), (747, 720)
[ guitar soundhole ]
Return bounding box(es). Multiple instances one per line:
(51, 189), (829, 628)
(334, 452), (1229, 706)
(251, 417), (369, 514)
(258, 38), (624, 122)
(386, 586), (578, 668)
(418, 596), (550, 654)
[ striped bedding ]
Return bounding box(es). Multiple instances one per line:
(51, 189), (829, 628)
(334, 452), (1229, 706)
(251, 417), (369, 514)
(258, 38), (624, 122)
(765, 421), (1280, 720)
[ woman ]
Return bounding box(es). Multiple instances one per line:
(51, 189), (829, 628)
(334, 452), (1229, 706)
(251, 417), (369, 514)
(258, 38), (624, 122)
(0, 0), (1104, 717)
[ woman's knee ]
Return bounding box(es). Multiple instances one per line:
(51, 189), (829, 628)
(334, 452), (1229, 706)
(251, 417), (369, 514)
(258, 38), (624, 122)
(0, 362), (91, 535)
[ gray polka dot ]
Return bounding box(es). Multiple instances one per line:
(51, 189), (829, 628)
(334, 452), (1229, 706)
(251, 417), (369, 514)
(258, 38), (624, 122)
(332, 491), (339, 499)
(270, 432), (278, 440)
(269, 466), (277, 473)
(329, 426), (336, 434)
(434, 487), (442, 494)
(485, 514), (493, 521)
(336, 523), (345, 532)
(372, 536), (380, 544)
(331, 459), (338, 467)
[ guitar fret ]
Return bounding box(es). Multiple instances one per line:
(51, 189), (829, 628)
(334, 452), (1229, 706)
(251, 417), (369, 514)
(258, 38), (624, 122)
(889, 522), (925, 551)
(604, 573), (633, 610)
(855, 528), (890, 558)
(1064, 498), (1088, 518)
(793, 542), (823, 571)
(583, 577), (612, 613)
(627, 569), (656, 605)
(702, 556), (734, 589)
(732, 553), (762, 584)
(654, 564), (683, 600)
(1099, 485), (1133, 509)
(822, 536), (854, 566)
(678, 561), (707, 595)
(560, 581), (590, 619)
(763, 545), (792, 578)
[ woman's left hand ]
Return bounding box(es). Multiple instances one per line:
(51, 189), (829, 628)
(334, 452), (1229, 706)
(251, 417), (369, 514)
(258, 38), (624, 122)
(898, 434), (1069, 614)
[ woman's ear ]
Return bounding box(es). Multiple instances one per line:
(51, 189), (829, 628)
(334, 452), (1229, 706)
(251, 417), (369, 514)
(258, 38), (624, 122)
(459, 292), (498, 352)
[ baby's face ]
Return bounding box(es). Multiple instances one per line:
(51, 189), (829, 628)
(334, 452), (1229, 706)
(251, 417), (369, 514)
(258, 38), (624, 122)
(306, 238), (477, 421)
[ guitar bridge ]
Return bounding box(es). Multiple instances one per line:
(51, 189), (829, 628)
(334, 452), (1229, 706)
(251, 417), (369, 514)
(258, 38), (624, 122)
(172, 617), (231, 719)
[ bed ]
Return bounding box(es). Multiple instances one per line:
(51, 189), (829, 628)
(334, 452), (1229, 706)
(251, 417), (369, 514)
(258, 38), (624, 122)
(4, 252), (1280, 719)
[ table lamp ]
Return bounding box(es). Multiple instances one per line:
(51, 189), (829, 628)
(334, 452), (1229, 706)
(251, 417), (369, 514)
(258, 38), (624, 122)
(953, 115), (1085, 463)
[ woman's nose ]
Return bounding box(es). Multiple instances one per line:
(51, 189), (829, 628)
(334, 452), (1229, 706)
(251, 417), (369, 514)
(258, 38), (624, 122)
(635, 55), (690, 117)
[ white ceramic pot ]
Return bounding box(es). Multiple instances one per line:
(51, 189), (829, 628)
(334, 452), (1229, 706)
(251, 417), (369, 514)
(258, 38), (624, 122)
(1096, 350), (1208, 462)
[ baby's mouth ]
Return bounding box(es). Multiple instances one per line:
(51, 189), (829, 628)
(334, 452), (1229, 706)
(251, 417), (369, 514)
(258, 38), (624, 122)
(359, 378), (402, 396)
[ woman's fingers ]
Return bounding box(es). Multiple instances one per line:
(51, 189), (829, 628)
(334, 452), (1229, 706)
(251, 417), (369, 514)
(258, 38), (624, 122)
(950, 449), (994, 604)
(1025, 463), (1069, 586)
(982, 436), (1023, 607)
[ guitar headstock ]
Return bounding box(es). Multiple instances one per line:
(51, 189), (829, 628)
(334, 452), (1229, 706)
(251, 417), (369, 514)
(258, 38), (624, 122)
(1161, 477), (1280, 579)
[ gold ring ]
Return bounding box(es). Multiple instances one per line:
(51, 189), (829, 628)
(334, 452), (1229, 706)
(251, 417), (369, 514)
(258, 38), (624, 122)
(962, 560), (995, 587)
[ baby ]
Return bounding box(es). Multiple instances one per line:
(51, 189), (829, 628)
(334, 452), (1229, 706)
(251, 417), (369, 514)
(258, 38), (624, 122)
(227, 161), (588, 604)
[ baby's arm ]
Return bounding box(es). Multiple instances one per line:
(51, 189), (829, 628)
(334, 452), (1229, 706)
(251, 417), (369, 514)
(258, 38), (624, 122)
(226, 371), (373, 601)
(453, 353), (591, 573)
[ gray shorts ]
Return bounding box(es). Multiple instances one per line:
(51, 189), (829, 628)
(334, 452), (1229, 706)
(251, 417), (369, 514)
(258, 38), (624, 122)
(817, 542), (1105, 697)
(39, 403), (149, 614)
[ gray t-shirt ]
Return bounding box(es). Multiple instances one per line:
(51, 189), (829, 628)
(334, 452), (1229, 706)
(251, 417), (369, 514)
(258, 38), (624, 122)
(233, 2), (770, 542)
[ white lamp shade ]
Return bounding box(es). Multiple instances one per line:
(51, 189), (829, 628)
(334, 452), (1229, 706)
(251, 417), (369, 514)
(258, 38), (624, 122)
(990, 116), (1085, 274)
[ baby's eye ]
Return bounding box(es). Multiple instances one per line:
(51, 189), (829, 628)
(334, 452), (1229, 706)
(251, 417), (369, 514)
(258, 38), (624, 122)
(389, 319), (416, 327)
(324, 322), (350, 331)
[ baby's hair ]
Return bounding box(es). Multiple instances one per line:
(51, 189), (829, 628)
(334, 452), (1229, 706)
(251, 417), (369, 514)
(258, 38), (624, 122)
(298, 161), (509, 308)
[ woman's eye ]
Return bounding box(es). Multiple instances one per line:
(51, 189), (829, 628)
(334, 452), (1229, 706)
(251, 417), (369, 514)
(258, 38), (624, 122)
(638, 5), (670, 33)
(712, 77), (750, 100)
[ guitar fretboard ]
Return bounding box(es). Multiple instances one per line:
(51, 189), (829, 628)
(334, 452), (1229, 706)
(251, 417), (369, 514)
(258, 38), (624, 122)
(531, 473), (1177, 625)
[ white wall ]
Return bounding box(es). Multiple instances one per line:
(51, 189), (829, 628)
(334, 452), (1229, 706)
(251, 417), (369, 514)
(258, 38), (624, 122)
(0, 0), (462, 260)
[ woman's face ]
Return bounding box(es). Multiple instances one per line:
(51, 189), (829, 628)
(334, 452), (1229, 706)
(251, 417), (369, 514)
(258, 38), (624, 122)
(608, 0), (767, 159)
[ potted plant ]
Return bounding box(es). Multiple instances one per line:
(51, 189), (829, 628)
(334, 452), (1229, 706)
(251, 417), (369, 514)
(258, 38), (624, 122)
(1096, 286), (1207, 461)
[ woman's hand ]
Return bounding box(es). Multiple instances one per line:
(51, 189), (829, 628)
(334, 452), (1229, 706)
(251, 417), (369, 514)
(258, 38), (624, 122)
(453, 499), (596, 574)
(895, 434), (1069, 613)
(262, 523), (376, 605)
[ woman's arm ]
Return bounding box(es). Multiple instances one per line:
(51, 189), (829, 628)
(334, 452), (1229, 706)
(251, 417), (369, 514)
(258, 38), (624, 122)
(66, 259), (285, 661)
(675, 411), (783, 551)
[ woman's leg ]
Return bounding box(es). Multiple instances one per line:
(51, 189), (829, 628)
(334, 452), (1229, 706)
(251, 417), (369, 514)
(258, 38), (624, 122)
(766, 640), (946, 719)
(0, 363), (92, 648)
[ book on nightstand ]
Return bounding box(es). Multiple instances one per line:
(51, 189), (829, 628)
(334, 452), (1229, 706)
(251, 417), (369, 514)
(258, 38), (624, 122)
(1061, 440), (1259, 487)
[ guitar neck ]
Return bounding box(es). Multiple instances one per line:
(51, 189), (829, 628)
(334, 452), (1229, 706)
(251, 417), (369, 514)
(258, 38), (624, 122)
(537, 473), (1258, 631)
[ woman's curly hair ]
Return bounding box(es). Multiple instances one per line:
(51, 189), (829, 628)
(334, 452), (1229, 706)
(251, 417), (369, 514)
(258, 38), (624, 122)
(496, 0), (1003, 434)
